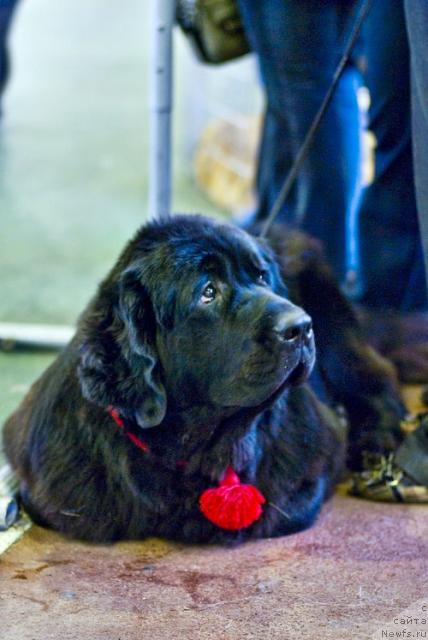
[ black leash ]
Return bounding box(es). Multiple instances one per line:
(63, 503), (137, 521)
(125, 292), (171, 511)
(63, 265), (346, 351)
(259, 0), (375, 238)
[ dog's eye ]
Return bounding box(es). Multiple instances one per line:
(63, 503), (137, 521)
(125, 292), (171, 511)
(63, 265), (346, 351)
(200, 283), (217, 304)
(257, 271), (269, 286)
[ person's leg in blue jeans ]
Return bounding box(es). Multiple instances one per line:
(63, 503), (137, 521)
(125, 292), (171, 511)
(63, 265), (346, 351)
(0, 0), (19, 110)
(354, 0), (428, 383)
(358, 0), (427, 313)
(236, 0), (362, 282)
(405, 0), (428, 287)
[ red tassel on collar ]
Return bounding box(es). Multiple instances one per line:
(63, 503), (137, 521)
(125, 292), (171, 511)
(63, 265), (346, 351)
(108, 408), (266, 531)
(199, 466), (266, 530)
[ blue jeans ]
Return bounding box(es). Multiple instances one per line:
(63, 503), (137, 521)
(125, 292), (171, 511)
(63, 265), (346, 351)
(237, 0), (427, 311)
(359, 0), (427, 311)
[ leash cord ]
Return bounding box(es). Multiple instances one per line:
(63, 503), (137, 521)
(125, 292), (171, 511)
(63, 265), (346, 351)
(259, 0), (375, 238)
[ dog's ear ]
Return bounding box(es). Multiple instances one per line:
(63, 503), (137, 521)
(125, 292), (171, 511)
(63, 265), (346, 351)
(78, 266), (167, 429)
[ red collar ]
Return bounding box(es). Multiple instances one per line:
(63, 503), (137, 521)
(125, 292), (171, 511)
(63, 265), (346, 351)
(108, 406), (151, 453)
(107, 405), (266, 531)
(108, 406), (188, 467)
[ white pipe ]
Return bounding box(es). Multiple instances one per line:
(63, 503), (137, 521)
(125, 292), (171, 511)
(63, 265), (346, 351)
(0, 322), (74, 351)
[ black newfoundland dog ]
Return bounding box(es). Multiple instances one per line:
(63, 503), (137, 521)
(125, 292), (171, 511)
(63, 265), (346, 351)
(3, 215), (404, 543)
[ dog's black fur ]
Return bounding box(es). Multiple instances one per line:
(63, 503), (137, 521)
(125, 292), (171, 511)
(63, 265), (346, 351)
(3, 215), (404, 543)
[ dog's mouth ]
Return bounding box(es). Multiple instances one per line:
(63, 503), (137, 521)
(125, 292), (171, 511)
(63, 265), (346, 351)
(243, 339), (315, 387)
(287, 359), (313, 385)
(217, 348), (315, 412)
(207, 330), (316, 410)
(286, 343), (316, 385)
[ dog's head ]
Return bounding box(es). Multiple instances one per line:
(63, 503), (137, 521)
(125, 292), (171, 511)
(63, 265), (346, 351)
(78, 215), (315, 428)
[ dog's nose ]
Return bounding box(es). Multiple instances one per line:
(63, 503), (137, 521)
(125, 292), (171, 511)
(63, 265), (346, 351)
(273, 310), (313, 344)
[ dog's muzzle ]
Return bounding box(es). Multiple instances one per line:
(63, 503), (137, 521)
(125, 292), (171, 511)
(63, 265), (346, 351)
(272, 309), (313, 346)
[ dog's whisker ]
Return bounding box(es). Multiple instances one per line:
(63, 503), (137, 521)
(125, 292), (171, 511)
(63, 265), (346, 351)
(268, 501), (292, 520)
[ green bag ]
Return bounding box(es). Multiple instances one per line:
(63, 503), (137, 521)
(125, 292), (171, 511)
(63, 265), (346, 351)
(176, 0), (250, 65)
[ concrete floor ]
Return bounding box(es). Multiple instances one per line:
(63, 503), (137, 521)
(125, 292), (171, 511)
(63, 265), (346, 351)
(2, 494), (428, 640)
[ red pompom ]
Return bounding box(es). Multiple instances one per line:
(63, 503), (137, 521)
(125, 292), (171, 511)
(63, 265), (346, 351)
(199, 467), (266, 530)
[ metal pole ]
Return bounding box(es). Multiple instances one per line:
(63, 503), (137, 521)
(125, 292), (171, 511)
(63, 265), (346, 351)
(148, 0), (176, 220)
